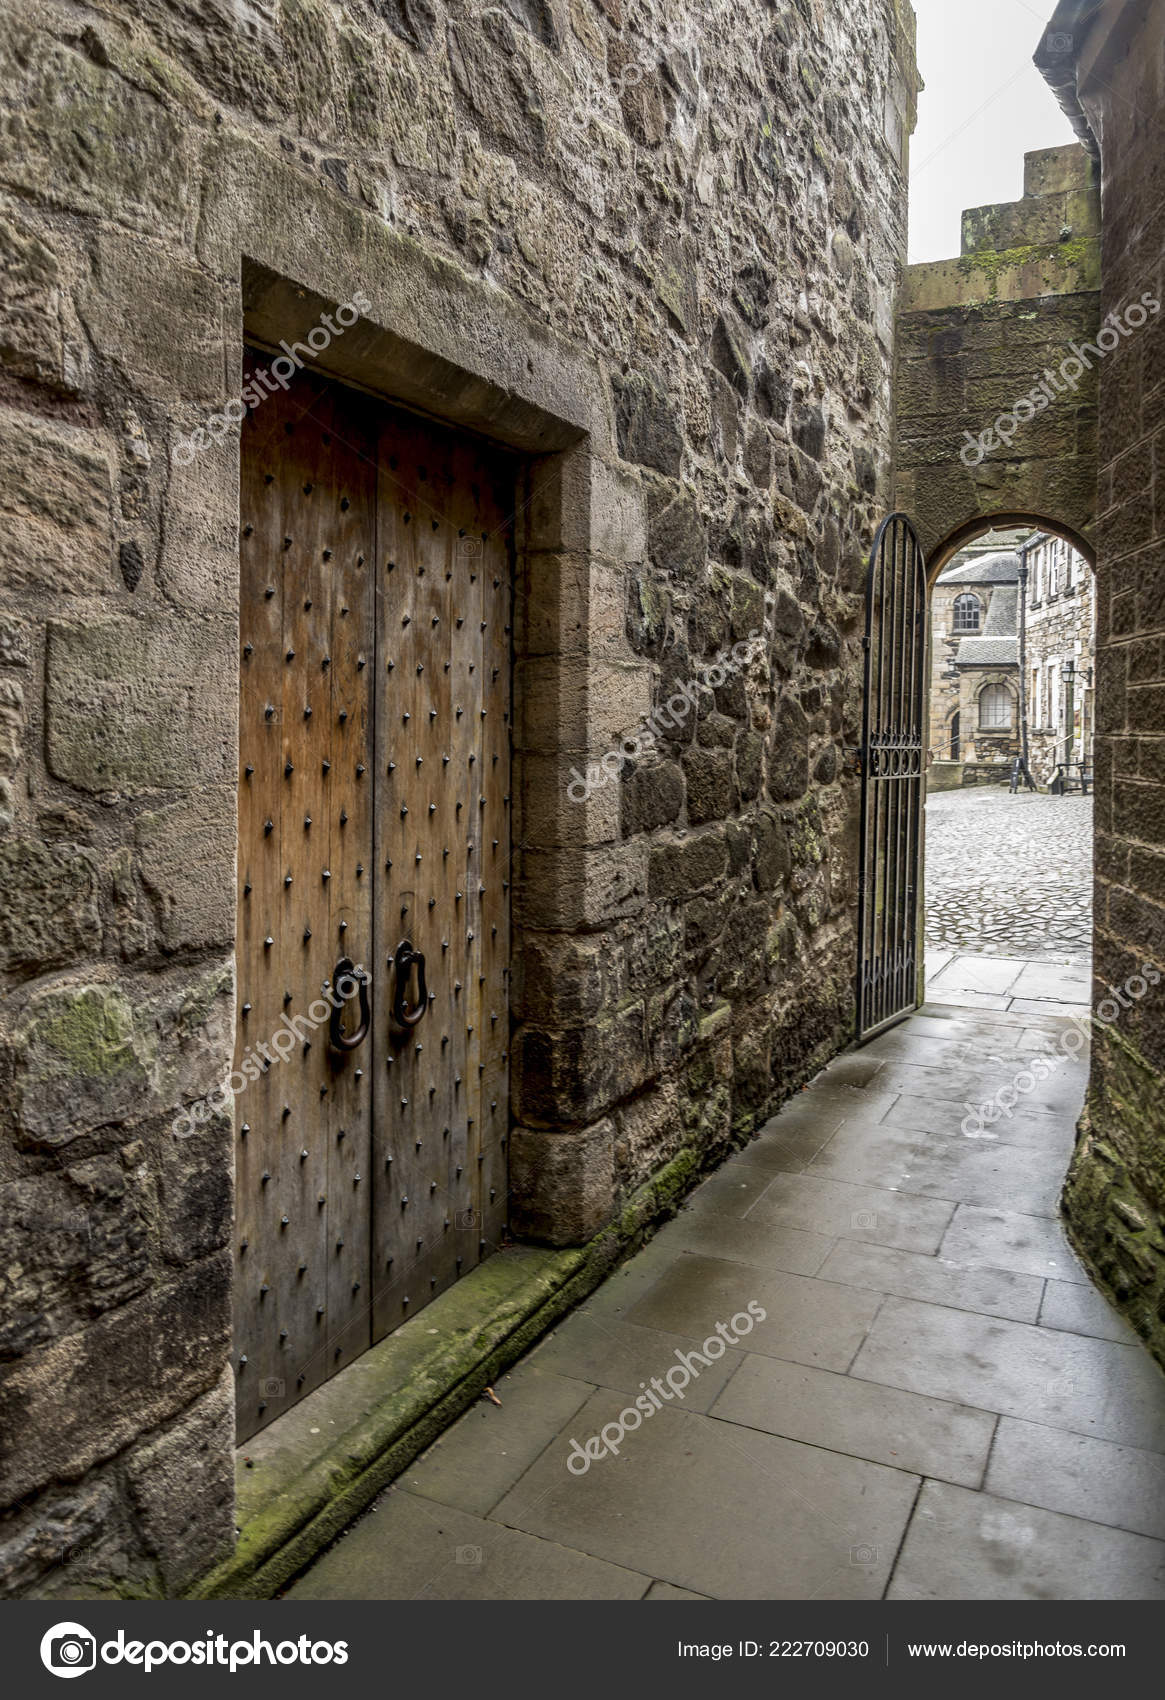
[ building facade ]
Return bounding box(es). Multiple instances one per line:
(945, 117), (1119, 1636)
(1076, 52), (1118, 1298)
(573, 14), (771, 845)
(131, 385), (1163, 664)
(1025, 532), (1096, 783)
(928, 533), (1094, 785)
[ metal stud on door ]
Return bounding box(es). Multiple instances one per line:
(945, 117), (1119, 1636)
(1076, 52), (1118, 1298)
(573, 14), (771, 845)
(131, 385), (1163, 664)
(371, 416), (514, 1343)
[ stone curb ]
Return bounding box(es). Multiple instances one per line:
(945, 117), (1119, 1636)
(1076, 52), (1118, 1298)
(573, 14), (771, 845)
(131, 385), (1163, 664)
(185, 1145), (702, 1600)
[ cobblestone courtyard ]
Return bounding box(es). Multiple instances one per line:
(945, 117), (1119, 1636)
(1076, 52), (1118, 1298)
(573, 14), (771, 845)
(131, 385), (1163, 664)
(925, 790), (1093, 965)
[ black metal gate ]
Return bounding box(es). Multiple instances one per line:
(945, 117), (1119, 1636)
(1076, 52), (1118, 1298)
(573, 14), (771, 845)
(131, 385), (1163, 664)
(856, 513), (927, 1041)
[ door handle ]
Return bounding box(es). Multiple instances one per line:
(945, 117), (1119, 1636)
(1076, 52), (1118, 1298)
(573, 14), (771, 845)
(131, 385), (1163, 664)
(391, 939), (428, 1031)
(328, 957), (371, 1052)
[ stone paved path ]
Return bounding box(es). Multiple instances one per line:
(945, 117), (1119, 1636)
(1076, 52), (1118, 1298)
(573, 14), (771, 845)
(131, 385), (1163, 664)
(290, 960), (1165, 1602)
(926, 789), (1092, 964)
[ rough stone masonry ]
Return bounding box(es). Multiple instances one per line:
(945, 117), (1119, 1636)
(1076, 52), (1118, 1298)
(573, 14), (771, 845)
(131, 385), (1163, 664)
(0, 0), (919, 1595)
(1038, 1), (1165, 1372)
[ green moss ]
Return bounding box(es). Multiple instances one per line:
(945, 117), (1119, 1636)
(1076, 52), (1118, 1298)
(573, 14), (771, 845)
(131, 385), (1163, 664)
(954, 236), (1099, 300)
(1063, 1024), (1165, 1369)
(37, 986), (151, 1079)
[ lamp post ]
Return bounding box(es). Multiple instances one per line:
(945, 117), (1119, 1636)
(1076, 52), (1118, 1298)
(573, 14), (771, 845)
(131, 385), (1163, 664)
(1058, 657), (1093, 790)
(1060, 658), (1094, 758)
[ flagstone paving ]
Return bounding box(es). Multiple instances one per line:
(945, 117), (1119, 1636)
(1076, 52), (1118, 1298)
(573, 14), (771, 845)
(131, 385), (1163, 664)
(289, 962), (1165, 1602)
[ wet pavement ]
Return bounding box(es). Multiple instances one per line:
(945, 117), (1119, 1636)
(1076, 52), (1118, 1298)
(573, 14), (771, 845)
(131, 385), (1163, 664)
(925, 789), (1092, 964)
(290, 962), (1165, 1601)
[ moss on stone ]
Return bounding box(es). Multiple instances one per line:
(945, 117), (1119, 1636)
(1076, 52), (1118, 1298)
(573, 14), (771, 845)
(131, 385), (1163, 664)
(36, 986), (152, 1080)
(1063, 1026), (1165, 1368)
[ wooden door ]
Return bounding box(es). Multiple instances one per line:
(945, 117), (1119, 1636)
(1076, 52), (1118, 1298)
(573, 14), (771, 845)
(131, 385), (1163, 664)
(235, 358), (512, 1442)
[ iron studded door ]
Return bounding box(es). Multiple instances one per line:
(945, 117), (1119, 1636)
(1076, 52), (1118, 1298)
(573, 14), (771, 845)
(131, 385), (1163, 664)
(855, 513), (927, 1042)
(235, 360), (512, 1441)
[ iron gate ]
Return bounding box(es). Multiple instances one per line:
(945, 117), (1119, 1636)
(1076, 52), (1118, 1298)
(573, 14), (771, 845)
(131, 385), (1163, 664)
(856, 513), (927, 1041)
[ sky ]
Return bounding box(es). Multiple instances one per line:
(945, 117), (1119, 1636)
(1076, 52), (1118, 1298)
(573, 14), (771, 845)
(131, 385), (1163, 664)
(908, 0), (1078, 263)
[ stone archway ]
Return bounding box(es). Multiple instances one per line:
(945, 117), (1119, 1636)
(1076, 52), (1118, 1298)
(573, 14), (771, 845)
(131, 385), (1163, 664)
(927, 512), (1097, 585)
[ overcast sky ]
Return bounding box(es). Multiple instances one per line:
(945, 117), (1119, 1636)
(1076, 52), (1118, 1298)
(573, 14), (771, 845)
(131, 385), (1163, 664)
(908, 0), (1077, 263)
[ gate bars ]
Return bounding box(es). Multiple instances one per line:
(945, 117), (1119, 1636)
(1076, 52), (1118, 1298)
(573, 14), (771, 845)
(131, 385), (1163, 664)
(855, 513), (928, 1042)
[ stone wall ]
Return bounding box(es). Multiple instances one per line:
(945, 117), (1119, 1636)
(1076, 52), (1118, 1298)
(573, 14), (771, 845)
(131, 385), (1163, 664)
(1038, 0), (1165, 1366)
(896, 142), (1100, 564)
(0, 0), (917, 1594)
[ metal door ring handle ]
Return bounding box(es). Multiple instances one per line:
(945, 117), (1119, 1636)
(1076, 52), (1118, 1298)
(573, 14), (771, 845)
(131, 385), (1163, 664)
(392, 940), (427, 1030)
(329, 957), (370, 1051)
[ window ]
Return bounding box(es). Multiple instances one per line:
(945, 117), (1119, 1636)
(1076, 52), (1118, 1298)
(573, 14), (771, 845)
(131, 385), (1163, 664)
(979, 683), (1012, 729)
(953, 592), (981, 632)
(1031, 667), (1041, 726)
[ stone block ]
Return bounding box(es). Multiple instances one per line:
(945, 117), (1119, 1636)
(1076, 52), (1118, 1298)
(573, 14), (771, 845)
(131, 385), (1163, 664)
(0, 28), (201, 239)
(769, 695), (810, 801)
(519, 750), (619, 848)
(8, 962), (233, 1150)
(515, 1000), (648, 1125)
(513, 932), (607, 1025)
(614, 1079), (684, 1185)
(0, 410), (114, 596)
(508, 1119), (615, 1243)
(1023, 143), (1094, 198)
(682, 743), (737, 824)
(0, 1254), (231, 1504)
(518, 841), (648, 930)
(0, 675), (22, 776)
(0, 1476), (117, 1600)
(0, 1154), (151, 1361)
(82, 231), (227, 403)
(620, 758), (686, 836)
(135, 790), (235, 954)
(0, 616), (31, 668)
(0, 210), (68, 388)
(159, 426), (240, 611)
(155, 1110), (233, 1268)
(648, 483), (707, 583)
(125, 1368), (235, 1592)
(519, 553), (627, 659)
(647, 829), (730, 901)
(612, 369), (683, 475)
(0, 839), (101, 975)
(446, 13), (548, 159)
(590, 459), (647, 563)
(515, 656), (653, 754)
(46, 616), (235, 795)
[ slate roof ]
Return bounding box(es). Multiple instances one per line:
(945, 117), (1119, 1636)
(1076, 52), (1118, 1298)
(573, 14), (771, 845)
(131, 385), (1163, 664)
(954, 636), (1019, 665)
(938, 550), (1021, 585)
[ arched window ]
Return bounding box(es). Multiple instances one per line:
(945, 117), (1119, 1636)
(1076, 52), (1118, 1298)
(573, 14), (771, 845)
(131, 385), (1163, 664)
(979, 682), (1012, 729)
(953, 592), (981, 632)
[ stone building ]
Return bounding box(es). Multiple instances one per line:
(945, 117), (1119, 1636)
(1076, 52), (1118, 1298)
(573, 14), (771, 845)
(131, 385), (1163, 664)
(928, 531), (1095, 785)
(0, 0), (920, 1596)
(928, 543), (1021, 775)
(1024, 531), (1096, 783)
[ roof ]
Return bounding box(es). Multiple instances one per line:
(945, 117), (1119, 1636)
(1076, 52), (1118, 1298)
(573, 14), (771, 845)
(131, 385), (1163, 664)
(983, 584), (1018, 635)
(955, 636), (1019, 665)
(938, 550), (1021, 585)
